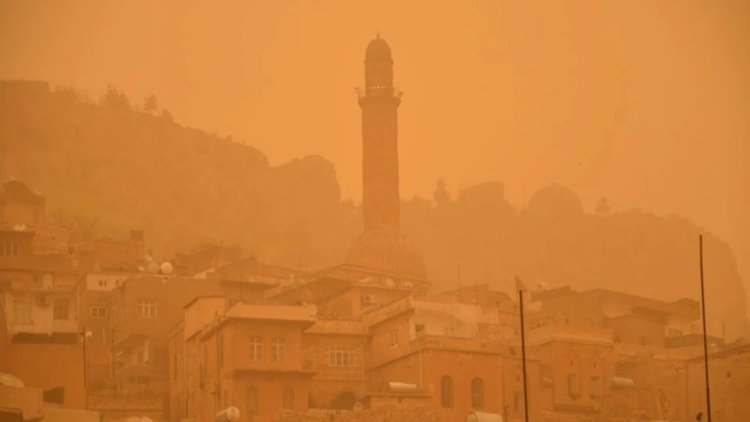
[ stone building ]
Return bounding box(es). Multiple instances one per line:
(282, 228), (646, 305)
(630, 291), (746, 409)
(0, 226), (85, 409)
(684, 343), (750, 422)
(170, 298), (317, 422)
(0, 180), (69, 254)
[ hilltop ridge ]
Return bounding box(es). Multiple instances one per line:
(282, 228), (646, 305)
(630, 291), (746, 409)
(1, 79), (746, 339)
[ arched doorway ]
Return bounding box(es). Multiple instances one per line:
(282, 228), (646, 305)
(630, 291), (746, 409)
(330, 391), (357, 410)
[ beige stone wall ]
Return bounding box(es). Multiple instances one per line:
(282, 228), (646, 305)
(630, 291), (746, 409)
(275, 405), (439, 422)
(685, 347), (750, 422)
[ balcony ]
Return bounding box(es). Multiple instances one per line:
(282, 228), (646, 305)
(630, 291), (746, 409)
(355, 85), (403, 100)
(8, 317), (80, 341)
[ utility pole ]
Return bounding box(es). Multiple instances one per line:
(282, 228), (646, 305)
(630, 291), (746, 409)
(519, 287), (530, 422)
(699, 235), (712, 421)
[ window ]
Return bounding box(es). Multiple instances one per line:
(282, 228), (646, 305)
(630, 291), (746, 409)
(283, 388), (295, 409)
(53, 298), (69, 320)
(471, 378), (484, 409)
(514, 391), (523, 412)
(136, 300), (157, 318)
(98, 279), (108, 288)
(152, 347), (168, 364)
(389, 329), (399, 347)
(329, 346), (356, 367)
(246, 388), (258, 422)
(567, 374), (579, 396)
(440, 376), (454, 408)
(271, 337), (286, 362)
(2, 241), (20, 256)
(414, 324), (425, 336)
(13, 296), (32, 324)
(250, 336), (262, 361)
(590, 376), (601, 397)
(668, 328), (684, 337)
(89, 306), (108, 319)
(218, 334), (224, 368)
(201, 347), (207, 387)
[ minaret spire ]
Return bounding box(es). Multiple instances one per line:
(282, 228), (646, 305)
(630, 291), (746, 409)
(359, 35), (400, 232)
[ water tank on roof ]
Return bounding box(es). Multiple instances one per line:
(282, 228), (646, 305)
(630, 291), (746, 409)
(466, 412), (503, 422)
(611, 377), (635, 389)
(160, 261), (173, 275)
(388, 382), (417, 393)
(215, 407), (240, 422)
(146, 262), (160, 274)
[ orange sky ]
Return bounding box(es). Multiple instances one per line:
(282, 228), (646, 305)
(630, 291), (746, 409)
(1, 0), (748, 296)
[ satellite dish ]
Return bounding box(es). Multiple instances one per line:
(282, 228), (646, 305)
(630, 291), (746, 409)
(160, 261), (173, 275)
(146, 262), (160, 274)
(0, 373), (25, 387)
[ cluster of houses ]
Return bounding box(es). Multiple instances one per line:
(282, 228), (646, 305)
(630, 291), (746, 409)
(1, 180), (748, 422)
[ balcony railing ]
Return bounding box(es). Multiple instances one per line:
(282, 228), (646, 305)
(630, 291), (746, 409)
(355, 85), (403, 99)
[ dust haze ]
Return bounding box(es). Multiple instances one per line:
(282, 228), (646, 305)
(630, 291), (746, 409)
(1, 1), (749, 422)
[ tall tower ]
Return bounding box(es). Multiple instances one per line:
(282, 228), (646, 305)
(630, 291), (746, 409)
(358, 35), (402, 232)
(337, 36), (427, 284)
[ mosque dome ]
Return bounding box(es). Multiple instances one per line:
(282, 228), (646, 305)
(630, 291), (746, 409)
(344, 226), (427, 281)
(525, 183), (583, 218)
(365, 36), (392, 60)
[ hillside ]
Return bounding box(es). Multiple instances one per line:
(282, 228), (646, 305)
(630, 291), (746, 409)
(0, 80), (359, 268)
(403, 182), (749, 339)
(1, 79), (747, 339)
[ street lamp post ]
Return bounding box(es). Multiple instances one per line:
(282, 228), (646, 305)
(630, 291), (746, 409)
(81, 326), (92, 409)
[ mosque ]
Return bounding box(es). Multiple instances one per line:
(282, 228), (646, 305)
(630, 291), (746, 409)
(321, 35), (429, 287)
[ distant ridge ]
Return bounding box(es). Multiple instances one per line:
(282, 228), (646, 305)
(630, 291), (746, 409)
(1, 79), (747, 339)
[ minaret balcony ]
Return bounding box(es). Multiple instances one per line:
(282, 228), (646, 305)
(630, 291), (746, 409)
(355, 85), (403, 100)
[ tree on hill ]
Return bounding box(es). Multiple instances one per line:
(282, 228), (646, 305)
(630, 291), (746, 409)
(161, 109), (173, 122)
(143, 94), (158, 114)
(100, 84), (130, 109)
(596, 197), (611, 215)
(433, 179), (451, 207)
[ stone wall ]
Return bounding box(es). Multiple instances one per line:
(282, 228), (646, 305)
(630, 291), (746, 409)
(275, 405), (440, 422)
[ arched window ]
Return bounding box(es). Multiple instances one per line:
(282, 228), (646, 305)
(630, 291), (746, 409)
(272, 337), (286, 362)
(249, 336), (262, 361)
(471, 378), (484, 409)
(283, 388), (295, 409)
(246, 388), (258, 422)
(441, 375), (454, 408)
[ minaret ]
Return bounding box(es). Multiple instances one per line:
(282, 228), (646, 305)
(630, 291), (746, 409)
(358, 35), (402, 232)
